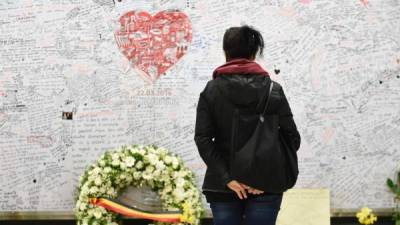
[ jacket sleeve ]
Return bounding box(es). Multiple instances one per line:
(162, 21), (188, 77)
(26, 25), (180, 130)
(194, 87), (231, 186)
(277, 87), (301, 151)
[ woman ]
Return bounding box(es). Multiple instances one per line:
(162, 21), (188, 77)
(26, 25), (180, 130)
(194, 25), (301, 225)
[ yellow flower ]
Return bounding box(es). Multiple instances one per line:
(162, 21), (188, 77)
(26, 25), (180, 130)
(181, 202), (195, 224)
(356, 207), (378, 225)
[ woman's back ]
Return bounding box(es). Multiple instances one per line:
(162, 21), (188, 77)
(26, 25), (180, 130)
(194, 25), (300, 225)
(196, 70), (300, 193)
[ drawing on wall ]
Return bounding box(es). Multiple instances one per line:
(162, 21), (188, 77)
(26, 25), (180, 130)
(62, 112), (73, 120)
(114, 10), (192, 82)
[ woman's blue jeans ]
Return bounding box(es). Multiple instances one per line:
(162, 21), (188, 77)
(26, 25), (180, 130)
(210, 194), (283, 225)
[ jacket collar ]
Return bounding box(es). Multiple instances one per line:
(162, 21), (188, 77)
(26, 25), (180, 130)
(212, 58), (269, 79)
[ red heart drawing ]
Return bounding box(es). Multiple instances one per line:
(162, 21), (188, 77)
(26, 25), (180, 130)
(114, 10), (192, 82)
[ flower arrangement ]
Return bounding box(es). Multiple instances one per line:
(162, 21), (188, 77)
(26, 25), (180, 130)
(74, 145), (204, 225)
(387, 170), (400, 225)
(356, 207), (378, 225)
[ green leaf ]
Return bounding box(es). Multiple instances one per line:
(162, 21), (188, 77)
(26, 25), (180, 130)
(388, 179), (396, 192)
(397, 171), (400, 185)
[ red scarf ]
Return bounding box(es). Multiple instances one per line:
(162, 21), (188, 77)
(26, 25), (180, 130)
(213, 58), (269, 79)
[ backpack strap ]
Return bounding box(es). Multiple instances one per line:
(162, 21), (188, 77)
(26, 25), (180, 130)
(259, 82), (274, 122)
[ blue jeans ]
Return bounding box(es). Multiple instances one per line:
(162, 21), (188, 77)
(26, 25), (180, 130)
(210, 194), (282, 225)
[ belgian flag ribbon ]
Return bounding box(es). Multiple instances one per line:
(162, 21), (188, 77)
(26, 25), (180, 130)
(90, 198), (183, 223)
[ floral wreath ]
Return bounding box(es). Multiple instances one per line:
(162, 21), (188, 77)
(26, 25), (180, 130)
(74, 145), (204, 225)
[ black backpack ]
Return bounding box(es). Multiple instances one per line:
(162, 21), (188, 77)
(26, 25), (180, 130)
(230, 81), (299, 193)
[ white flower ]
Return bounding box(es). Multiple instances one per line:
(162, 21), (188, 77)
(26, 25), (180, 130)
(104, 167), (112, 173)
(142, 171), (152, 180)
(187, 189), (197, 199)
(120, 162), (127, 170)
(135, 148), (145, 155)
(176, 177), (186, 188)
(81, 186), (89, 195)
(87, 175), (95, 182)
(171, 157), (179, 169)
(79, 203), (86, 211)
(126, 174), (133, 183)
(82, 219), (89, 225)
(99, 160), (106, 166)
(89, 186), (99, 194)
(147, 153), (158, 165)
(111, 159), (120, 166)
(153, 170), (161, 178)
(125, 156), (136, 167)
(129, 147), (139, 154)
(173, 170), (188, 179)
(91, 167), (101, 175)
(155, 160), (166, 171)
(158, 147), (168, 155)
(107, 187), (115, 196)
(173, 187), (186, 202)
(101, 207), (108, 214)
(94, 177), (102, 186)
(146, 146), (155, 154)
(99, 186), (106, 193)
(133, 172), (141, 180)
(135, 161), (143, 169)
(93, 208), (102, 219)
(164, 184), (172, 193)
(161, 174), (170, 182)
(87, 209), (94, 217)
(111, 153), (119, 160)
(145, 166), (155, 173)
(164, 155), (172, 165)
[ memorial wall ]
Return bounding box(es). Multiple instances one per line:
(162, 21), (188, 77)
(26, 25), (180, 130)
(0, 0), (399, 212)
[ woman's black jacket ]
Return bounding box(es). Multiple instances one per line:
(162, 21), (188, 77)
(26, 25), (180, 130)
(194, 74), (301, 193)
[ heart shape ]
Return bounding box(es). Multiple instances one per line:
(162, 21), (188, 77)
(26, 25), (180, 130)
(115, 10), (192, 82)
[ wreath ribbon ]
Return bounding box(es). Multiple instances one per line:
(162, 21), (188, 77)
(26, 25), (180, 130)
(90, 198), (183, 223)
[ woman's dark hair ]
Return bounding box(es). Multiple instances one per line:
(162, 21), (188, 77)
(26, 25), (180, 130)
(223, 25), (264, 60)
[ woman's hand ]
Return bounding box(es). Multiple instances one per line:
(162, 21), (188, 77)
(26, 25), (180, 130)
(240, 183), (264, 195)
(227, 180), (248, 199)
(227, 181), (265, 199)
